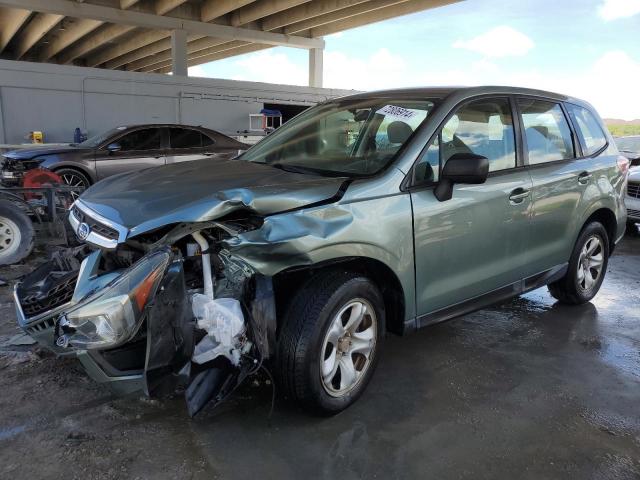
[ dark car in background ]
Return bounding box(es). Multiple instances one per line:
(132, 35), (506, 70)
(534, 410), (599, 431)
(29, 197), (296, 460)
(1, 124), (249, 191)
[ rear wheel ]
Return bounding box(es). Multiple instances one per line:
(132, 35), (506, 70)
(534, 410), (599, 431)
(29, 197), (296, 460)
(548, 222), (609, 304)
(276, 271), (385, 415)
(0, 201), (34, 265)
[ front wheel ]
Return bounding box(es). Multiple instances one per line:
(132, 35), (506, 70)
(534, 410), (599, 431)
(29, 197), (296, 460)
(55, 168), (91, 199)
(276, 271), (385, 415)
(548, 221), (609, 304)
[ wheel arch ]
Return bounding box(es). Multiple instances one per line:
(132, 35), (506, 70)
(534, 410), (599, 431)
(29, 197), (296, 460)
(582, 207), (617, 253)
(272, 256), (407, 336)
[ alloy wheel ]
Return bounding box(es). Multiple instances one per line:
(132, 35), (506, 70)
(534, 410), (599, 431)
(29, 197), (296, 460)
(320, 298), (377, 397)
(577, 234), (604, 291)
(59, 171), (88, 200)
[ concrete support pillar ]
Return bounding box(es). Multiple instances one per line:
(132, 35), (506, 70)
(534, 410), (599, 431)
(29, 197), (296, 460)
(308, 46), (323, 88)
(171, 29), (188, 76)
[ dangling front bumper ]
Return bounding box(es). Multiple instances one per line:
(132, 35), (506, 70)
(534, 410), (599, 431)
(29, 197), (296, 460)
(14, 246), (277, 415)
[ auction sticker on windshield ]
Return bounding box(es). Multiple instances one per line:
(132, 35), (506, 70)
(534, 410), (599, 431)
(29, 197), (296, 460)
(376, 105), (418, 120)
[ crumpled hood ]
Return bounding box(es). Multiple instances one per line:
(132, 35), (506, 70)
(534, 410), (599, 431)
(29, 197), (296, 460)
(3, 145), (86, 161)
(79, 158), (347, 236)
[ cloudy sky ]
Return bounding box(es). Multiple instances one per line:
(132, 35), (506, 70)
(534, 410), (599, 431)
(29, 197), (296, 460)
(189, 0), (640, 120)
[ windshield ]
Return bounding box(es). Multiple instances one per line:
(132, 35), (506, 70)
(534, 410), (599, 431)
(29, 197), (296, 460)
(616, 136), (640, 153)
(77, 127), (126, 148)
(241, 97), (437, 176)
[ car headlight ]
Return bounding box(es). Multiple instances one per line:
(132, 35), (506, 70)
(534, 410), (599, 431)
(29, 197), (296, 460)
(56, 249), (171, 350)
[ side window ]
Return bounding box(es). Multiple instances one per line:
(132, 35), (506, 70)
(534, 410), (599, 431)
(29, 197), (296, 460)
(518, 99), (574, 164)
(118, 128), (162, 151)
(169, 128), (203, 149)
(566, 104), (607, 156)
(201, 134), (215, 147)
(413, 97), (516, 183)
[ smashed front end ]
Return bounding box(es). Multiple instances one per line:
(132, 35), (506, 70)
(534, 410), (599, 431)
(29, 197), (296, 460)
(14, 201), (276, 416)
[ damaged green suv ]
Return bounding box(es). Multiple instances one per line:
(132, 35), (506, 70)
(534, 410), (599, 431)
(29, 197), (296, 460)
(14, 87), (628, 416)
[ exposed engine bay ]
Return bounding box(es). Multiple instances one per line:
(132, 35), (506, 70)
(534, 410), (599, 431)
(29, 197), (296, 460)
(14, 214), (276, 416)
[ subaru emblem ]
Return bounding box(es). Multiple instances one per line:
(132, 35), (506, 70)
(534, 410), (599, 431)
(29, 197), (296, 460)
(77, 222), (91, 241)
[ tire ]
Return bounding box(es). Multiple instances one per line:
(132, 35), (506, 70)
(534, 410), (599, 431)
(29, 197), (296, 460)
(548, 221), (609, 304)
(627, 221), (639, 236)
(54, 168), (91, 199)
(0, 201), (35, 266)
(276, 270), (385, 415)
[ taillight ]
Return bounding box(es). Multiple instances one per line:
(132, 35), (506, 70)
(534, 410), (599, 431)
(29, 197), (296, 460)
(617, 156), (630, 176)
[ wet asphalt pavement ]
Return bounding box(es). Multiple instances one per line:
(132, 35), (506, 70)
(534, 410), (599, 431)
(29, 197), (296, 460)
(1, 233), (639, 479)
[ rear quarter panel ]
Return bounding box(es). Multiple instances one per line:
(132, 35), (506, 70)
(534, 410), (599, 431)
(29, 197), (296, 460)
(572, 144), (626, 252)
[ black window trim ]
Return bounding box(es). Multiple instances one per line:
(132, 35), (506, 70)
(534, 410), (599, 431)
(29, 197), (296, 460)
(563, 101), (610, 159)
(403, 93), (522, 191)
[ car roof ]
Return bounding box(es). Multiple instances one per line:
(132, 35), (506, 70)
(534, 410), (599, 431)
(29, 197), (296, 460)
(115, 123), (220, 133)
(335, 85), (591, 107)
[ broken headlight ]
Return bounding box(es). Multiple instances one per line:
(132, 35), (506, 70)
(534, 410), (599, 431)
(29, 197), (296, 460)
(56, 249), (171, 350)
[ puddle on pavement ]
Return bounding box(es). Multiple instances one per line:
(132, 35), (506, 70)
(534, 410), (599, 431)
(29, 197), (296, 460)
(0, 425), (25, 441)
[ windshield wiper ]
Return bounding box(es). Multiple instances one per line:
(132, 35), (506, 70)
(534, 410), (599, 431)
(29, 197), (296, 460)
(268, 162), (364, 178)
(269, 163), (324, 175)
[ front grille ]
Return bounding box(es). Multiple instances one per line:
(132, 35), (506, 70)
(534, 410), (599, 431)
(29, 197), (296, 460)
(628, 208), (640, 219)
(72, 206), (119, 241)
(25, 317), (57, 335)
(627, 182), (640, 199)
(20, 272), (77, 318)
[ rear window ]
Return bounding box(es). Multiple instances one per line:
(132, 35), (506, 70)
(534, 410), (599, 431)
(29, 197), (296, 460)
(566, 104), (608, 156)
(169, 128), (215, 149)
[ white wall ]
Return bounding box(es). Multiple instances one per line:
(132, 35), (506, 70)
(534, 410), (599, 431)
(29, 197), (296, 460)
(0, 60), (354, 144)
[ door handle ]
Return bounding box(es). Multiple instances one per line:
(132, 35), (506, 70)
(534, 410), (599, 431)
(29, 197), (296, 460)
(578, 171), (592, 184)
(509, 188), (530, 204)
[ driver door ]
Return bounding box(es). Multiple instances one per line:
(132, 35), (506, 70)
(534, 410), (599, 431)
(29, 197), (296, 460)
(95, 127), (166, 180)
(410, 97), (533, 321)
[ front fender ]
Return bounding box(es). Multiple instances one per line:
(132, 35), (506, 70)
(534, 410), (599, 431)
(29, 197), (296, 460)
(226, 196), (416, 320)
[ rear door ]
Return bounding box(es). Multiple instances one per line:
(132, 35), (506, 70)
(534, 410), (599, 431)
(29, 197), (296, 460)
(516, 97), (589, 276)
(95, 127), (166, 179)
(411, 96), (533, 318)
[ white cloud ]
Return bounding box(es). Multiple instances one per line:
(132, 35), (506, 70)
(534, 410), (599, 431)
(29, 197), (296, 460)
(324, 48), (409, 90)
(452, 26), (534, 58)
(598, 0), (640, 20)
(187, 65), (207, 77)
(183, 45), (640, 120)
(573, 51), (640, 119)
(231, 50), (307, 85)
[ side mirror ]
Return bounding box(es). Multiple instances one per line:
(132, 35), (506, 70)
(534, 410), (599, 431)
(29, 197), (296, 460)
(434, 153), (489, 202)
(106, 143), (121, 153)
